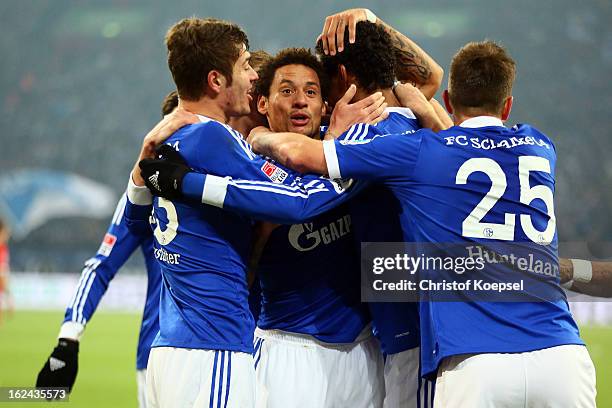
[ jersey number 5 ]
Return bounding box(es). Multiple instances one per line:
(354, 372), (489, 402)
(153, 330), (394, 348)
(153, 198), (178, 245)
(455, 156), (556, 244)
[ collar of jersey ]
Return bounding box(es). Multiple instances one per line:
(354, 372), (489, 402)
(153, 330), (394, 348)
(458, 116), (504, 128)
(196, 114), (213, 124)
(384, 106), (416, 120)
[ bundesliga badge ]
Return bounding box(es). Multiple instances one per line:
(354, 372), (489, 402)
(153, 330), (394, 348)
(97, 233), (117, 257)
(261, 161), (289, 183)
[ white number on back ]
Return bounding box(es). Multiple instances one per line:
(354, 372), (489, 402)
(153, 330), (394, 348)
(154, 198), (178, 246)
(455, 156), (555, 244)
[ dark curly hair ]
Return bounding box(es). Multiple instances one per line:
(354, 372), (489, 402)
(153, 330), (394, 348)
(255, 47), (329, 100)
(316, 21), (395, 93)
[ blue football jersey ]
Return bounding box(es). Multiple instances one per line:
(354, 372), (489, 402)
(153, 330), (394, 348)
(256, 202), (370, 343)
(324, 116), (583, 376)
(339, 108), (422, 354)
(64, 194), (160, 370)
(125, 115), (358, 353)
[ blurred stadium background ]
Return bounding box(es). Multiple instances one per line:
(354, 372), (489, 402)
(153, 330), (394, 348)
(0, 0), (610, 406)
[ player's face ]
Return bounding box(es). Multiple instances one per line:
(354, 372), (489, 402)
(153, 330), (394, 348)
(226, 45), (259, 117)
(259, 64), (325, 138)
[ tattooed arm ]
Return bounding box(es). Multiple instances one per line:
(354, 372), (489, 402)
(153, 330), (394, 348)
(376, 17), (443, 100)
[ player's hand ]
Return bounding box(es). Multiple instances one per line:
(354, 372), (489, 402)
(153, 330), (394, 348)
(393, 82), (431, 115)
(247, 126), (273, 146)
(318, 8), (376, 55)
(132, 108), (198, 186)
(326, 85), (387, 139)
(139, 144), (191, 200)
(141, 108), (199, 159)
(36, 338), (79, 396)
(394, 82), (449, 132)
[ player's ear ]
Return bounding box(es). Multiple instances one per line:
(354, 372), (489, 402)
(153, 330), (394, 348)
(442, 90), (453, 114)
(501, 96), (513, 121)
(257, 95), (268, 115)
(207, 70), (225, 94)
(338, 65), (350, 90)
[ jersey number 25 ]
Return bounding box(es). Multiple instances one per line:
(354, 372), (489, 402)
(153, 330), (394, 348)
(455, 156), (555, 244)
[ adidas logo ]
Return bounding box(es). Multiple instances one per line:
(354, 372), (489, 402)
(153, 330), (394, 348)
(148, 171), (161, 192)
(49, 357), (66, 372)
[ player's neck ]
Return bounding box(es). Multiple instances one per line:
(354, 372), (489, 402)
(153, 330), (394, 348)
(353, 88), (401, 107)
(180, 99), (229, 124)
(453, 112), (503, 126)
(229, 115), (259, 137)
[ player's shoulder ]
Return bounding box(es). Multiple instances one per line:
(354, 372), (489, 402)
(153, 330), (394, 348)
(375, 108), (420, 134)
(383, 107), (418, 124)
(510, 123), (557, 152)
(177, 117), (238, 140)
(338, 122), (381, 142)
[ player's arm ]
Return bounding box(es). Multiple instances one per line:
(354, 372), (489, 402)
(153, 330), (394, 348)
(429, 98), (454, 129)
(393, 83), (448, 132)
(324, 130), (424, 181)
(180, 171), (361, 224)
(138, 129), (422, 224)
(170, 132), (422, 222)
(137, 123), (363, 224)
(560, 258), (612, 298)
(37, 195), (145, 394)
(319, 8), (443, 99)
(124, 175), (155, 236)
(250, 128), (327, 175)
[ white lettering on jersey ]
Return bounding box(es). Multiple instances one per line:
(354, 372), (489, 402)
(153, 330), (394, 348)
(444, 135), (550, 150)
(154, 247), (181, 265)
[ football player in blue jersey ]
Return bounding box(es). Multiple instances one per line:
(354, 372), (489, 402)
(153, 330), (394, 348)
(315, 14), (444, 407)
(35, 91), (190, 407)
(214, 40), (597, 407)
(244, 47), (384, 408)
(127, 18), (262, 408)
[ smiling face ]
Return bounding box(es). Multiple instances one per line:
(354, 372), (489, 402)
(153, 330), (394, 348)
(226, 45), (259, 117)
(258, 64), (325, 138)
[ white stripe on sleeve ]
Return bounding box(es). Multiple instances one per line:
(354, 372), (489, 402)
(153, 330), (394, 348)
(77, 271), (97, 324)
(111, 194), (127, 226)
(322, 139), (341, 179)
(127, 174), (153, 205)
(358, 124), (370, 140)
(202, 175), (230, 208)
